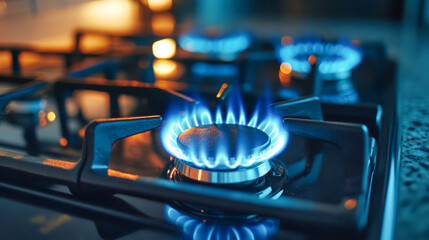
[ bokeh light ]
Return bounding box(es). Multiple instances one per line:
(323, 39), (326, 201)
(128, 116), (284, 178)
(152, 38), (176, 59)
(147, 0), (172, 12)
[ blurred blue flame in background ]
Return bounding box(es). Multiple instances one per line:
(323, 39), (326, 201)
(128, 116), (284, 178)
(165, 205), (279, 240)
(179, 31), (252, 55)
(161, 91), (288, 170)
(191, 62), (238, 77)
(276, 39), (363, 74)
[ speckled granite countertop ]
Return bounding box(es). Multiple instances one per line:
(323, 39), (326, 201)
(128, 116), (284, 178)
(395, 30), (429, 240)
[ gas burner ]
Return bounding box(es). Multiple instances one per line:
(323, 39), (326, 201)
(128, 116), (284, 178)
(161, 95), (288, 184)
(178, 31), (251, 56)
(164, 159), (286, 238)
(277, 38), (362, 79)
(275, 38), (362, 104)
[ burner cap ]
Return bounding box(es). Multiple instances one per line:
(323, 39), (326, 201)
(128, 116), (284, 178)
(177, 124), (270, 160)
(174, 124), (273, 184)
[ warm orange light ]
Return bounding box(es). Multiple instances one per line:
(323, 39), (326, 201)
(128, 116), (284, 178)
(42, 158), (77, 170)
(279, 62), (292, 86)
(308, 55), (317, 65)
(59, 138), (68, 147)
(153, 59), (177, 77)
(38, 110), (46, 119)
(79, 35), (111, 54)
(81, 0), (138, 33)
(0, 1), (7, 16)
(151, 13), (175, 36)
(107, 169), (139, 180)
(152, 38), (176, 59)
(216, 83), (228, 99)
(197, 170), (202, 181)
(154, 80), (187, 90)
(281, 36), (293, 45)
(75, 91), (110, 119)
(47, 111), (56, 122)
(147, 0), (172, 12)
(0, 151), (23, 159)
(279, 72), (291, 86)
(0, 52), (10, 70)
(280, 62), (292, 74)
(79, 128), (86, 138)
(39, 119), (47, 127)
(38, 111), (47, 127)
(344, 199), (357, 210)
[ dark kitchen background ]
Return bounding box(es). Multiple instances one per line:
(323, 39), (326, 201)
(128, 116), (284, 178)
(0, 0), (428, 240)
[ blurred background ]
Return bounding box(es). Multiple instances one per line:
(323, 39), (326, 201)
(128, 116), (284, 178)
(0, 0), (428, 239)
(0, 0), (426, 81)
(0, 0), (425, 78)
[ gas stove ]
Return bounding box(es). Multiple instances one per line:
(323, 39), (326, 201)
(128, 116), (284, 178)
(0, 32), (398, 240)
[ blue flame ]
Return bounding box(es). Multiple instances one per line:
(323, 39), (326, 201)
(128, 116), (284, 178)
(161, 93), (288, 170)
(191, 62), (238, 77)
(179, 32), (252, 55)
(276, 39), (363, 75)
(165, 205), (279, 240)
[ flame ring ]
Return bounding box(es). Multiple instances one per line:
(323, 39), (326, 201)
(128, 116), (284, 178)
(162, 107), (288, 171)
(179, 32), (252, 55)
(277, 40), (363, 75)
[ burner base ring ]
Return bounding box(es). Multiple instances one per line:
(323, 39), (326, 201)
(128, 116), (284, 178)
(173, 158), (272, 184)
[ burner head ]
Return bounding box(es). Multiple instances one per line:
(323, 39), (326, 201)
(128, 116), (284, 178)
(277, 39), (363, 78)
(174, 124), (272, 184)
(161, 91), (288, 184)
(177, 124), (271, 161)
